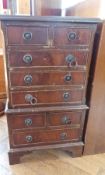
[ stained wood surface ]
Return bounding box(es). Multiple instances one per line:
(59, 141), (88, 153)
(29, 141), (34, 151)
(1, 17), (98, 164)
(1, 115), (105, 175)
(0, 16), (101, 23)
(84, 22), (105, 154)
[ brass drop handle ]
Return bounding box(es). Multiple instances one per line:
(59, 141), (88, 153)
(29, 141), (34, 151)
(63, 92), (70, 101)
(25, 94), (37, 105)
(60, 132), (67, 140)
(68, 32), (77, 41)
(66, 54), (77, 67)
(61, 116), (71, 125)
(25, 118), (32, 126)
(23, 32), (32, 40)
(26, 135), (33, 143)
(24, 75), (32, 84)
(23, 54), (32, 64)
(64, 74), (72, 82)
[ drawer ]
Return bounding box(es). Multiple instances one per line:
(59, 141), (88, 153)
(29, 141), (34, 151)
(47, 111), (84, 127)
(6, 25), (50, 46)
(6, 24), (96, 47)
(10, 89), (84, 107)
(53, 25), (95, 46)
(8, 50), (89, 68)
(9, 71), (86, 87)
(12, 128), (81, 146)
(7, 113), (46, 129)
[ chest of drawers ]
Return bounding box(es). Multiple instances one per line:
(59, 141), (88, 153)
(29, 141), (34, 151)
(0, 16), (99, 164)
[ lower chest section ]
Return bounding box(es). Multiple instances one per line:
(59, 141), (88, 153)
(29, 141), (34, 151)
(7, 109), (86, 148)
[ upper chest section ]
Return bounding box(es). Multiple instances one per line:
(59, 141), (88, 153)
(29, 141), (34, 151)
(1, 19), (97, 49)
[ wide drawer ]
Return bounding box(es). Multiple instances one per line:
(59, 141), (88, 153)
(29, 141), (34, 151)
(7, 113), (46, 129)
(53, 24), (96, 46)
(9, 70), (86, 88)
(47, 111), (84, 127)
(6, 25), (50, 46)
(12, 128), (81, 146)
(8, 50), (89, 68)
(10, 89), (84, 107)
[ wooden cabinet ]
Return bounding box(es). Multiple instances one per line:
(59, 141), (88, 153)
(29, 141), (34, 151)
(84, 22), (105, 155)
(0, 16), (99, 164)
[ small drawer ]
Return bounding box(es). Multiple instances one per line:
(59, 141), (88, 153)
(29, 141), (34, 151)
(8, 50), (89, 68)
(6, 25), (50, 46)
(12, 128), (81, 146)
(53, 24), (95, 46)
(7, 113), (45, 129)
(47, 111), (83, 127)
(9, 70), (86, 88)
(10, 89), (84, 107)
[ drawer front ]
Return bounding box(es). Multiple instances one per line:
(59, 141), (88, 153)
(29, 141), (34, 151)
(8, 113), (46, 129)
(8, 50), (89, 68)
(6, 25), (50, 45)
(12, 128), (81, 146)
(47, 111), (83, 127)
(10, 89), (84, 107)
(6, 24), (96, 47)
(9, 71), (86, 87)
(53, 25), (95, 46)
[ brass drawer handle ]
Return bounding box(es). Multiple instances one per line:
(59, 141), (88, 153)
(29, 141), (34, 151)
(25, 94), (37, 105)
(60, 132), (67, 140)
(63, 92), (70, 101)
(23, 54), (32, 64)
(66, 54), (77, 67)
(26, 135), (33, 142)
(23, 32), (32, 40)
(68, 32), (77, 41)
(24, 75), (32, 84)
(64, 75), (72, 82)
(25, 118), (32, 126)
(61, 116), (71, 125)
